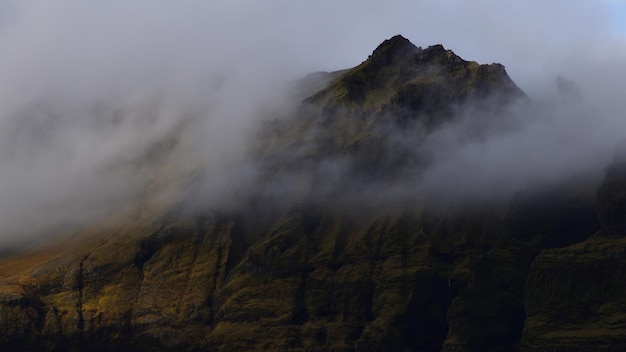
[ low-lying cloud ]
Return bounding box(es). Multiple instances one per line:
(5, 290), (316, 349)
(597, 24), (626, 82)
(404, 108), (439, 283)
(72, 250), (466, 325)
(0, 1), (625, 246)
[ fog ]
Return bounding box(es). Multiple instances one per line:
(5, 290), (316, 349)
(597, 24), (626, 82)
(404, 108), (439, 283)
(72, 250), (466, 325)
(0, 1), (625, 245)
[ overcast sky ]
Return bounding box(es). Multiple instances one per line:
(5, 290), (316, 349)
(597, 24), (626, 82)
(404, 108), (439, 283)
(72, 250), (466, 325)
(1, 1), (624, 95)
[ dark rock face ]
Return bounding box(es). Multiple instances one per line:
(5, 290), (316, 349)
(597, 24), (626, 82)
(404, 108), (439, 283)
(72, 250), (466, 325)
(0, 35), (619, 351)
(597, 145), (626, 236)
(521, 150), (626, 351)
(523, 238), (626, 352)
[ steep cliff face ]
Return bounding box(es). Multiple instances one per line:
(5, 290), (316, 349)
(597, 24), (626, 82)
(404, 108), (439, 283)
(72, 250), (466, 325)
(0, 35), (614, 352)
(0, 199), (599, 352)
(522, 151), (626, 351)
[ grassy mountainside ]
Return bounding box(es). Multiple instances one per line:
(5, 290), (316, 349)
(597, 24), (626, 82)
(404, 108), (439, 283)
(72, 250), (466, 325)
(0, 35), (620, 352)
(0, 195), (599, 352)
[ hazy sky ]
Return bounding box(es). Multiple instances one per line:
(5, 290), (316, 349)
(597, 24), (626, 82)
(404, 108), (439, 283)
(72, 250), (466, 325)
(1, 1), (624, 93)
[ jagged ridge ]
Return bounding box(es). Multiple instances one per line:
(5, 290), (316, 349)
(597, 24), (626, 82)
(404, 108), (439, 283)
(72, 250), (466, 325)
(306, 35), (524, 125)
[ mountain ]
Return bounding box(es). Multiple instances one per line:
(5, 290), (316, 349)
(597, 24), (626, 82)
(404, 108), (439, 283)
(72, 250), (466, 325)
(255, 35), (526, 205)
(306, 35), (523, 123)
(0, 35), (621, 351)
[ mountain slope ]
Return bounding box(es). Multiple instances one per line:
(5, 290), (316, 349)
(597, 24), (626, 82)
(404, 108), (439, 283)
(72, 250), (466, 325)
(255, 35), (526, 207)
(0, 35), (617, 352)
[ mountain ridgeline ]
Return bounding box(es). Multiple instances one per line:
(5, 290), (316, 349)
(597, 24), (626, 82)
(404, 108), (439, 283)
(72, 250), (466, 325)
(0, 35), (623, 351)
(306, 35), (523, 121)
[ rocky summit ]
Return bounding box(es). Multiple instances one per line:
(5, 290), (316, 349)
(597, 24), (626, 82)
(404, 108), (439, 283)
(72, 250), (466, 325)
(0, 35), (623, 351)
(306, 35), (523, 124)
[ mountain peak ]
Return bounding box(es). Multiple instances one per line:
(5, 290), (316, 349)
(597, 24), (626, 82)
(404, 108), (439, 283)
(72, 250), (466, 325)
(368, 34), (420, 66)
(372, 34), (415, 53)
(305, 35), (525, 121)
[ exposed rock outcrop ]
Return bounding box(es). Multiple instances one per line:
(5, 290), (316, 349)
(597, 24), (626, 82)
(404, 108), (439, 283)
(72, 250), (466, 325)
(306, 35), (524, 127)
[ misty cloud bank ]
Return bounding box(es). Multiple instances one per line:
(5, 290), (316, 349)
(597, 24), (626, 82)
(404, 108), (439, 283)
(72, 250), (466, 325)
(243, 88), (622, 214)
(0, 1), (625, 246)
(0, 1), (295, 244)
